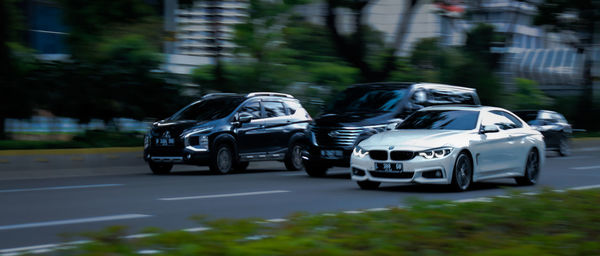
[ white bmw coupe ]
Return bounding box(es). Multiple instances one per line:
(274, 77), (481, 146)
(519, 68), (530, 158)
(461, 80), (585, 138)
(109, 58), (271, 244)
(350, 106), (545, 191)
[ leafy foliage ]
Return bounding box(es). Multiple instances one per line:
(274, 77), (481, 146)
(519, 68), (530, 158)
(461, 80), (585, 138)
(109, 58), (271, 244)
(59, 189), (600, 255)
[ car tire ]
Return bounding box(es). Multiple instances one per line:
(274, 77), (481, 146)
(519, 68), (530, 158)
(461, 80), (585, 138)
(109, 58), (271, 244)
(516, 149), (540, 185)
(558, 137), (570, 156)
(284, 142), (304, 171)
(210, 144), (234, 174)
(234, 161), (249, 172)
(357, 180), (380, 190)
(149, 162), (173, 175)
(304, 160), (328, 177)
(451, 152), (473, 191)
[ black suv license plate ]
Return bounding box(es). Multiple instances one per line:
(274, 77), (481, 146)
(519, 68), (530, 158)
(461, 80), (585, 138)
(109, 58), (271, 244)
(375, 162), (403, 172)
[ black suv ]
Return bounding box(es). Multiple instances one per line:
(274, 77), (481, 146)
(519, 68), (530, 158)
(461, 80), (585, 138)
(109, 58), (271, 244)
(303, 82), (480, 177)
(144, 92), (311, 174)
(513, 110), (572, 156)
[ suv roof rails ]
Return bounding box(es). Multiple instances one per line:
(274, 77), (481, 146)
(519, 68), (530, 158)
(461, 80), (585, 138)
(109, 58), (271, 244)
(247, 92), (294, 98)
(202, 93), (240, 98)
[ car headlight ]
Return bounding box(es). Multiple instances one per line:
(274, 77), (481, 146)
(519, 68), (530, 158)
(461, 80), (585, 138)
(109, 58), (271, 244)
(185, 135), (209, 151)
(352, 146), (369, 158)
(418, 147), (453, 159)
(144, 134), (150, 149)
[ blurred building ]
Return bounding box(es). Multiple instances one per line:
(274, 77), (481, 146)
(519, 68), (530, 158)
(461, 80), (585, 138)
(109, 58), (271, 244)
(19, 0), (69, 60)
(294, 0), (468, 56)
(162, 0), (248, 74)
(468, 0), (597, 95)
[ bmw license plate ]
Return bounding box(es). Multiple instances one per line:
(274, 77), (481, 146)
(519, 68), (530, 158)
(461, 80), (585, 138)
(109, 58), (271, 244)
(375, 162), (403, 172)
(321, 150), (343, 160)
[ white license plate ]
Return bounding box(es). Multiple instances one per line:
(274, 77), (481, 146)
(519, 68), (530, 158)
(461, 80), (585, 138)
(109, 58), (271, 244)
(156, 138), (175, 146)
(321, 150), (343, 159)
(374, 162), (403, 172)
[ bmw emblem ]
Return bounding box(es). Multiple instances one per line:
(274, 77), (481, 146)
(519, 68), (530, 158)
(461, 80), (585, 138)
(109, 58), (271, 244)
(389, 146), (395, 150)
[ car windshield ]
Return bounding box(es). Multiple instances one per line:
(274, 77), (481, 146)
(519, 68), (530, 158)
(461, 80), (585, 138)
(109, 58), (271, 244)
(397, 110), (479, 130)
(168, 97), (245, 122)
(326, 87), (408, 113)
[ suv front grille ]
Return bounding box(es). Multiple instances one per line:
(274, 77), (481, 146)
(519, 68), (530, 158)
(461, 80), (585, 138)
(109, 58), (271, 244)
(312, 127), (363, 147)
(369, 150), (388, 160)
(390, 151), (415, 161)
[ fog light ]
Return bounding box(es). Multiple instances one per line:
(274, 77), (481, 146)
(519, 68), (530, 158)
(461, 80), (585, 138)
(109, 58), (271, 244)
(435, 170), (442, 178)
(352, 168), (365, 176)
(146, 154), (151, 159)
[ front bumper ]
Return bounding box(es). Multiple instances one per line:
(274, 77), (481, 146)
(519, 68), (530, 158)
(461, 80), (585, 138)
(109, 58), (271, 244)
(302, 145), (353, 167)
(350, 150), (458, 184)
(144, 147), (211, 165)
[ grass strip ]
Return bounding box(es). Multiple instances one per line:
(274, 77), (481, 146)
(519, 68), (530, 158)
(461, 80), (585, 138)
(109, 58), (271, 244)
(58, 188), (600, 256)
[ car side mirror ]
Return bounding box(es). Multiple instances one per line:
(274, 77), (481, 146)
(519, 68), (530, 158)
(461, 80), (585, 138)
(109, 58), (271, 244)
(238, 113), (253, 124)
(480, 124), (499, 134)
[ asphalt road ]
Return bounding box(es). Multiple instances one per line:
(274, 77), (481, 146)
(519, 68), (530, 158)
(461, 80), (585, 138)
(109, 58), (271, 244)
(1, 140), (600, 251)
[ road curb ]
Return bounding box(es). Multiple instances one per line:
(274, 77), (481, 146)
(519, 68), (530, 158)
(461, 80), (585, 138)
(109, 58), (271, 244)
(0, 147), (143, 156)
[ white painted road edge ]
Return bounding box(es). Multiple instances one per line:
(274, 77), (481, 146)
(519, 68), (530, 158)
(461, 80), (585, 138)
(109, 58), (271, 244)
(0, 184), (123, 193)
(3, 184), (600, 256)
(570, 165), (600, 170)
(158, 190), (291, 201)
(0, 214), (152, 231)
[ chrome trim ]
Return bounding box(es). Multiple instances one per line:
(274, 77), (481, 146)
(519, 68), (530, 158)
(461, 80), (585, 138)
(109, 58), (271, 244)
(150, 156), (184, 163)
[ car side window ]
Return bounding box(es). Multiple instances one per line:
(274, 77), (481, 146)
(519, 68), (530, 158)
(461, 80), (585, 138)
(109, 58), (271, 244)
(284, 100), (301, 115)
(483, 111), (521, 130)
(263, 101), (287, 118)
(238, 102), (262, 119)
(497, 111), (523, 128)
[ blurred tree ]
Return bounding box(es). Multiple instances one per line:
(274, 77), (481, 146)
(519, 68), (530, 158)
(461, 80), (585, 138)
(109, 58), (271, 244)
(59, 0), (158, 60)
(325, 0), (420, 82)
(0, 0), (37, 139)
(535, 0), (600, 130)
(511, 78), (552, 109)
(408, 24), (504, 106)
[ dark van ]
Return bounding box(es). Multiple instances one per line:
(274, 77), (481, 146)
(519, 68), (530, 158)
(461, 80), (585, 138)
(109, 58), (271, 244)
(302, 82), (481, 177)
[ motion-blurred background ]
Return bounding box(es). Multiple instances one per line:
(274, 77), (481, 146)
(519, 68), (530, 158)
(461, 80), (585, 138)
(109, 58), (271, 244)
(1, 0), (598, 149)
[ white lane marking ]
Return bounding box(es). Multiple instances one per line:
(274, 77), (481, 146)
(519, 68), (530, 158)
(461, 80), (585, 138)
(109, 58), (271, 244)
(266, 218), (288, 223)
(365, 208), (391, 212)
(0, 244), (58, 254)
(183, 227), (211, 232)
(124, 233), (155, 239)
(0, 184), (123, 193)
(570, 165), (600, 170)
(158, 190), (290, 201)
(568, 184), (600, 190)
(454, 197), (493, 203)
(343, 210), (363, 214)
(0, 214), (151, 231)
(138, 249), (162, 254)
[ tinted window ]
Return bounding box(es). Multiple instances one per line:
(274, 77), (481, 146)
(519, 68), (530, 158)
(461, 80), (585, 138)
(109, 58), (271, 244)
(428, 90), (476, 105)
(327, 87), (408, 113)
(397, 110), (479, 130)
(238, 102), (262, 119)
(263, 101), (287, 118)
(284, 100), (301, 115)
(483, 110), (522, 130)
(493, 110), (523, 128)
(169, 97), (245, 122)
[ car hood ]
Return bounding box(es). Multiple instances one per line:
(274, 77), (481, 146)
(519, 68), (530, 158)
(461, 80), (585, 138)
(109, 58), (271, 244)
(359, 129), (470, 150)
(151, 120), (214, 137)
(313, 111), (393, 127)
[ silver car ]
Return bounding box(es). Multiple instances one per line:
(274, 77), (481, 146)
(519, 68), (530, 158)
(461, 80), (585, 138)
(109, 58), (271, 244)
(350, 106), (545, 191)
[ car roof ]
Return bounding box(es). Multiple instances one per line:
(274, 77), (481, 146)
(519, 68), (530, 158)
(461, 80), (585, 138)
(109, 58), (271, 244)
(419, 105), (507, 112)
(350, 82), (476, 92)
